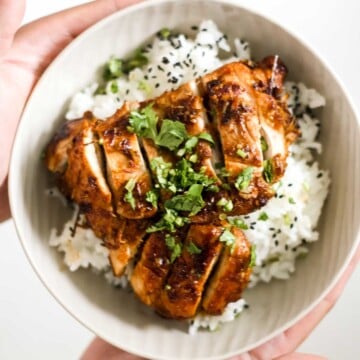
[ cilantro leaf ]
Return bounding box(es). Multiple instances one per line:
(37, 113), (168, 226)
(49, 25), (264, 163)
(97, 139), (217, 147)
(236, 148), (247, 159)
(228, 217), (248, 230)
(156, 120), (188, 151)
(258, 212), (269, 221)
(249, 245), (256, 267)
(198, 132), (215, 145)
(187, 242), (202, 255)
(263, 160), (274, 183)
(122, 49), (148, 74)
(219, 229), (236, 251)
(124, 178), (136, 210)
(216, 198), (233, 212)
(147, 208), (189, 233)
(128, 104), (158, 142)
(164, 184), (205, 216)
(261, 136), (268, 152)
(165, 234), (182, 263)
(150, 157), (173, 189)
(103, 56), (123, 80)
(145, 190), (158, 208)
(235, 167), (254, 191)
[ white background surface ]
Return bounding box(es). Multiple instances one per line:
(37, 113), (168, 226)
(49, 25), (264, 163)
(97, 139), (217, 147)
(1, 0), (359, 359)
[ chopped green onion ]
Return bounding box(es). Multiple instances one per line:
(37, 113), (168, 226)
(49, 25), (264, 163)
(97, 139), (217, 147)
(235, 167), (254, 191)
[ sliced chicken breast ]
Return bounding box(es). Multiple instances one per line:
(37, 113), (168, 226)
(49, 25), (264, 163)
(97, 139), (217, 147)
(202, 227), (251, 315)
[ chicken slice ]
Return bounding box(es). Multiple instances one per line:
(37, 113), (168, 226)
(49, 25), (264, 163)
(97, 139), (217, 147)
(198, 62), (263, 177)
(202, 227), (251, 315)
(45, 117), (86, 174)
(48, 116), (123, 248)
(130, 232), (173, 307)
(252, 56), (300, 182)
(96, 103), (157, 220)
(157, 224), (223, 319)
(109, 219), (148, 276)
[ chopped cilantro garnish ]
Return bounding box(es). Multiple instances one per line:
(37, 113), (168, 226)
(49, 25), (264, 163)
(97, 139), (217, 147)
(261, 136), (268, 152)
(145, 190), (158, 208)
(165, 234), (182, 263)
(184, 136), (199, 151)
(258, 212), (269, 221)
(236, 148), (247, 159)
(164, 184), (205, 216)
(150, 157), (172, 189)
(103, 56), (123, 80)
(235, 167), (253, 191)
(128, 104), (158, 142)
(217, 167), (230, 179)
(220, 229), (236, 251)
(228, 217), (248, 230)
(198, 132), (215, 145)
(187, 242), (202, 255)
(189, 154), (198, 163)
(158, 27), (171, 40)
(147, 208), (188, 233)
(122, 49), (148, 74)
(124, 178), (136, 210)
(216, 198), (233, 212)
(138, 80), (152, 95)
(283, 212), (292, 226)
(110, 81), (118, 94)
(156, 119), (188, 151)
(263, 160), (274, 183)
(94, 85), (106, 95)
(249, 245), (256, 267)
(288, 197), (296, 204)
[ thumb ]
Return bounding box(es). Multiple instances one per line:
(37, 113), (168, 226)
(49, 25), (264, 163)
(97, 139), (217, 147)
(0, 0), (25, 57)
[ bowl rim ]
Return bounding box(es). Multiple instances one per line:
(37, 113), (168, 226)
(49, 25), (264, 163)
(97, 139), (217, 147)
(9, 0), (360, 359)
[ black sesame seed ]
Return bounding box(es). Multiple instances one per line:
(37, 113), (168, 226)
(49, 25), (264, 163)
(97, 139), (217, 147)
(148, 67), (153, 73)
(272, 234), (276, 238)
(250, 222), (257, 226)
(290, 223), (294, 229)
(302, 239), (307, 244)
(147, 44), (153, 49)
(317, 172), (323, 178)
(152, 75), (157, 79)
(277, 229), (281, 234)
(202, 51), (205, 56)
(192, 64), (196, 70)
(244, 304), (249, 309)
(250, 226), (255, 230)
(155, 83), (160, 88)
(292, 248), (297, 252)
(244, 215), (250, 219)
(201, 28), (208, 32)
(208, 44), (213, 49)
(167, 71), (171, 76)
(285, 244), (289, 250)
(144, 75), (149, 80)
(157, 65), (164, 72)
(224, 34), (228, 40)
(191, 25), (198, 31)
(275, 240), (279, 246)
(279, 194), (284, 199)
(126, 89), (130, 95)
(189, 58), (193, 64)
(174, 62), (182, 68)
(294, 216), (298, 222)
(183, 61), (190, 67)
(244, 45), (248, 50)
(288, 183), (293, 187)
(169, 51), (174, 56)
(269, 227), (275, 231)
(162, 57), (170, 64)
(193, 72), (198, 77)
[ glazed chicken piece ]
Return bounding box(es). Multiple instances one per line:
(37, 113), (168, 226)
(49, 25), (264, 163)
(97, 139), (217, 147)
(158, 224), (223, 319)
(130, 231), (174, 307)
(202, 227), (251, 315)
(109, 219), (148, 276)
(96, 103), (157, 220)
(152, 80), (219, 181)
(45, 114), (123, 248)
(251, 56), (300, 182)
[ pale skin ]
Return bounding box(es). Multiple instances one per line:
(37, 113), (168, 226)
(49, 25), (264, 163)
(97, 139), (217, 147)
(0, 0), (359, 359)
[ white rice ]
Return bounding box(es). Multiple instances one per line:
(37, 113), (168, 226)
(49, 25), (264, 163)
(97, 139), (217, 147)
(49, 20), (330, 334)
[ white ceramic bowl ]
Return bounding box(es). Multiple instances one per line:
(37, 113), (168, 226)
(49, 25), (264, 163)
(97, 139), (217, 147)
(9, 0), (360, 359)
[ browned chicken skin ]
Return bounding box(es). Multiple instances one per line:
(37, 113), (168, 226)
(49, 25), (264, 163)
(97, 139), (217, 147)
(45, 56), (298, 320)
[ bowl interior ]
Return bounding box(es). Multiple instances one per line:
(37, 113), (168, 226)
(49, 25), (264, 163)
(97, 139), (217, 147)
(9, 0), (360, 359)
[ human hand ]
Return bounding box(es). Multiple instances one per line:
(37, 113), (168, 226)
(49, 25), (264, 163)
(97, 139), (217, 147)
(81, 244), (360, 360)
(0, 0), (140, 222)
